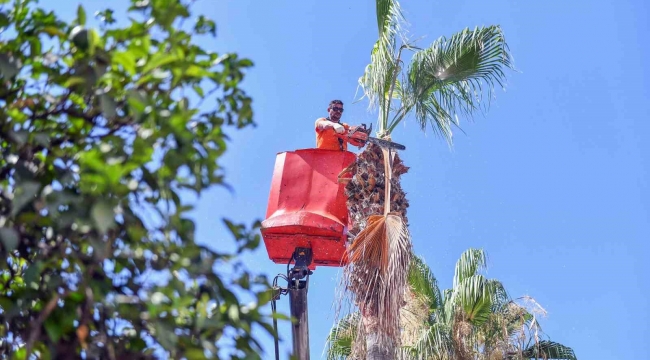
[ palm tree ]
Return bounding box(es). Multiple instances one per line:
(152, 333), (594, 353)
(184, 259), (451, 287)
(328, 249), (578, 360)
(339, 0), (515, 358)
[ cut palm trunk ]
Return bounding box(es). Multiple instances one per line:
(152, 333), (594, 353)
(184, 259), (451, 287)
(342, 143), (412, 359)
(345, 145), (410, 238)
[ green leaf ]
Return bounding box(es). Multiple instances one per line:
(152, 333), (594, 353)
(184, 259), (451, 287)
(185, 65), (212, 78)
(0, 227), (19, 252)
(522, 340), (577, 360)
(34, 133), (50, 147)
(11, 181), (41, 217)
(127, 337), (147, 351)
(184, 348), (207, 360)
(192, 84), (204, 97)
(68, 291), (85, 303)
(0, 298), (14, 314)
(24, 261), (43, 288)
(453, 248), (488, 288)
(44, 317), (63, 342)
(77, 4), (87, 25)
(62, 76), (86, 88)
(12, 348), (26, 360)
(127, 89), (148, 115)
(0, 12), (8, 28)
(91, 200), (115, 234)
(112, 51), (136, 74)
(42, 26), (65, 38)
(142, 52), (178, 73)
(87, 28), (100, 55)
(7, 130), (29, 145)
(154, 322), (178, 349)
(100, 94), (117, 119)
(0, 54), (19, 78)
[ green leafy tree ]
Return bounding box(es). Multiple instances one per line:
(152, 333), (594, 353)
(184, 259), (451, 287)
(0, 0), (274, 358)
(328, 249), (577, 360)
(340, 0), (514, 358)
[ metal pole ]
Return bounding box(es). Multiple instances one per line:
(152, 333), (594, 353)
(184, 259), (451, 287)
(289, 279), (309, 360)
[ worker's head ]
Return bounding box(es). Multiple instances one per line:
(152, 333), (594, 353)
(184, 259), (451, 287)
(328, 100), (344, 122)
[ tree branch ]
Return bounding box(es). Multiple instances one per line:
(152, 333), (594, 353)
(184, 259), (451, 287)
(24, 291), (67, 359)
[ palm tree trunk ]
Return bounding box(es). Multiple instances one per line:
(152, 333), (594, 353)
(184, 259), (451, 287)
(362, 310), (396, 360)
(366, 331), (394, 360)
(345, 143), (409, 239)
(344, 143), (410, 359)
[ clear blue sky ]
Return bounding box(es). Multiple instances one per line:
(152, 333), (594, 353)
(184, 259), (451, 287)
(39, 0), (649, 359)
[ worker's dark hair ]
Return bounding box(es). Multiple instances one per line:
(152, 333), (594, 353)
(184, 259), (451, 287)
(329, 100), (343, 108)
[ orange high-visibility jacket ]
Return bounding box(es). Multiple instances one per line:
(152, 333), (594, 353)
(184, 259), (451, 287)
(315, 118), (350, 151)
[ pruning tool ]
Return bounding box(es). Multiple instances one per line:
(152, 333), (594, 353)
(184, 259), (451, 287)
(337, 123), (406, 151)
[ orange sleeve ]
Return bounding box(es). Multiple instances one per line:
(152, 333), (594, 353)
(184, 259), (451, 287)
(315, 122), (350, 151)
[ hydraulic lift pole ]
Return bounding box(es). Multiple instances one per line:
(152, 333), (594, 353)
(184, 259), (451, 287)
(289, 279), (309, 359)
(272, 247), (313, 360)
(288, 248), (312, 360)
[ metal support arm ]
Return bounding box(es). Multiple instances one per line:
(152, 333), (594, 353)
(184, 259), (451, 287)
(271, 247), (314, 360)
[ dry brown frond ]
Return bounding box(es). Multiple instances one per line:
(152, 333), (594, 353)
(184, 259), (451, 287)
(453, 312), (475, 360)
(400, 287), (431, 347)
(518, 295), (548, 318)
(345, 215), (391, 273)
(343, 213), (411, 336)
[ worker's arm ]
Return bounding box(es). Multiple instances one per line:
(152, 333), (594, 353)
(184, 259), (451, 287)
(315, 118), (345, 134)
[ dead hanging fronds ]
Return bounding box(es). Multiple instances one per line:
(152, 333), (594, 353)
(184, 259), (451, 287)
(342, 212), (411, 343)
(344, 213), (408, 273)
(453, 311), (475, 360)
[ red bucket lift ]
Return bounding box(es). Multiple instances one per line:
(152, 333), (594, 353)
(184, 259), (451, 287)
(261, 148), (356, 269)
(260, 148), (355, 360)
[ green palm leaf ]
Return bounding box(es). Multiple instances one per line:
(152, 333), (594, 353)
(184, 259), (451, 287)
(488, 279), (510, 311)
(376, 0), (404, 37)
(520, 340), (577, 360)
(401, 322), (453, 360)
(453, 248), (488, 288)
(408, 254), (443, 312)
(358, 0), (405, 134)
(392, 25), (514, 142)
(325, 312), (360, 359)
(454, 274), (493, 326)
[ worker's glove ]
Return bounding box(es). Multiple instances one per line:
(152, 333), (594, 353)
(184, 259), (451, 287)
(332, 123), (345, 134)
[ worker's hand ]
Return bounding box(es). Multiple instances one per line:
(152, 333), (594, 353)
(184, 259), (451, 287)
(332, 123), (345, 134)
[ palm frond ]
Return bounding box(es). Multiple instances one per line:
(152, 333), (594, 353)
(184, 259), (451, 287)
(453, 248), (488, 288)
(358, 0), (406, 134)
(488, 279), (510, 311)
(400, 287), (434, 347)
(342, 213), (412, 344)
(400, 322), (454, 360)
(408, 254), (443, 312)
(520, 340), (577, 360)
(325, 312), (361, 360)
(396, 25), (514, 143)
(376, 0), (404, 37)
(454, 274), (493, 326)
(499, 301), (534, 341)
(442, 288), (456, 325)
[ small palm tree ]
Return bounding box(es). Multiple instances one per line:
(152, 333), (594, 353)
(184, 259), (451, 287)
(328, 249), (578, 360)
(339, 0), (515, 358)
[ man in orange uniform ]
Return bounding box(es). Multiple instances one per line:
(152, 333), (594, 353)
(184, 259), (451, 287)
(315, 100), (350, 151)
